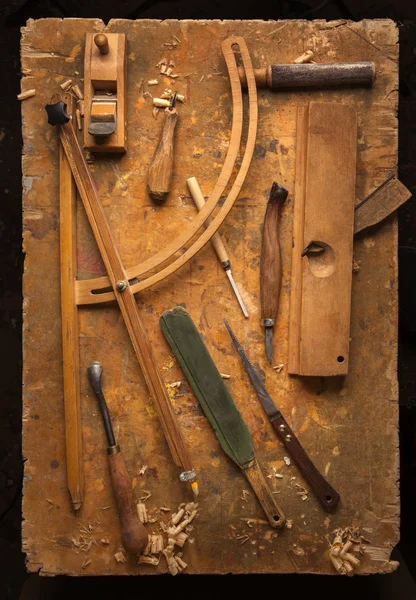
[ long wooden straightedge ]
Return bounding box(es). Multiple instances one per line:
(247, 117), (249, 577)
(288, 102), (357, 376)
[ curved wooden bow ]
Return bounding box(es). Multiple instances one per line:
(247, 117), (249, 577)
(75, 36), (258, 306)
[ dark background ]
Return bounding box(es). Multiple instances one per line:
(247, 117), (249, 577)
(1, 1), (415, 598)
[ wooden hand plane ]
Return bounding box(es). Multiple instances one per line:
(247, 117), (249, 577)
(84, 32), (127, 153)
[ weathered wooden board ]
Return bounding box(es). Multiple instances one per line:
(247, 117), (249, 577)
(21, 18), (399, 575)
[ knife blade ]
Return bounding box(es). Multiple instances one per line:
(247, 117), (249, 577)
(160, 306), (285, 528)
(224, 319), (340, 512)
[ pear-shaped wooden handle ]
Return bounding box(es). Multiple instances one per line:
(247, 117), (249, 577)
(243, 458), (285, 528)
(107, 448), (149, 554)
(148, 107), (178, 202)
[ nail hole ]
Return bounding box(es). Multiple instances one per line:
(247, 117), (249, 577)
(337, 356), (345, 363)
(273, 515), (281, 522)
(325, 495), (333, 503)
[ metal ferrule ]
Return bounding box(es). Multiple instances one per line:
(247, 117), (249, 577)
(107, 444), (120, 455)
(221, 260), (231, 270)
(262, 318), (275, 327)
(179, 469), (197, 482)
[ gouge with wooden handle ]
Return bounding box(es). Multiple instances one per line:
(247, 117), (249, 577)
(261, 182), (287, 364)
(148, 93), (178, 202)
(187, 176), (248, 318)
(88, 362), (149, 554)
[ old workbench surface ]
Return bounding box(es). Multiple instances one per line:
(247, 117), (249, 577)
(21, 18), (399, 575)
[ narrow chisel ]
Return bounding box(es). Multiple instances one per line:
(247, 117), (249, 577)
(187, 176), (249, 318)
(261, 182), (287, 363)
(224, 320), (340, 512)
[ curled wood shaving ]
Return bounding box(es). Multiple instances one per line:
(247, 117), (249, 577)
(273, 364), (284, 373)
(17, 89), (36, 101)
(329, 527), (364, 574)
(139, 465), (148, 476)
(293, 50), (315, 64)
(101, 538), (110, 545)
(137, 502), (148, 523)
(60, 79), (73, 91)
(284, 456), (291, 466)
(148, 79), (159, 85)
(114, 551), (127, 563)
(139, 555), (160, 566)
(81, 558), (92, 569)
(220, 373), (230, 379)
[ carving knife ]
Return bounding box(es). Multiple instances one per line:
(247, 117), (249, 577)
(261, 182), (287, 364)
(160, 307), (285, 528)
(224, 319), (340, 511)
(187, 176), (249, 318)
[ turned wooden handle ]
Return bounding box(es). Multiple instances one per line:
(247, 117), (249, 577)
(238, 62), (375, 89)
(187, 176), (229, 265)
(260, 182), (287, 321)
(148, 107), (178, 202)
(243, 458), (285, 528)
(270, 415), (340, 511)
(107, 449), (149, 554)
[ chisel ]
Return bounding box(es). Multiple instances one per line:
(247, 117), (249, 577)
(160, 307), (285, 527)
(187, 176), (249, 318)
(148, 92), (178, 202)
(261, 182), (287, 364)
(224, 320), (340, 511)
(88, 362), (149, 554)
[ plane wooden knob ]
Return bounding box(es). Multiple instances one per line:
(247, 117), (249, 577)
(94, 33), (109, 55)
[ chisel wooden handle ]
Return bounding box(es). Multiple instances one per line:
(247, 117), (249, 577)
(187, 176), (229, 265)
(238, 62), (375, 89)
(270, 413), (340, 511)
(260, 182), (287, 322)
(107, 447), (149, 554)
(243, 458), (285, 528)
(148, 107), (178, 201)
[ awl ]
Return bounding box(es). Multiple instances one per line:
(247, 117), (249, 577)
(224, 320), (340, 512)
(261, 182), (287, 363)
(187, 176), (248, 317)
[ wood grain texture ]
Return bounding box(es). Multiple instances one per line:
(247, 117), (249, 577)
(59, 95), (84, 511)
(288, 102), (357, 376)
(107, 450), (149, 554)
(84, 33), (126, 152)
(148, 107), (178, 201)
(260, 182), (287, 321)
(354, 175), (412, 234)
(243, 458), (285, 528)
(22, 19), (399, 576)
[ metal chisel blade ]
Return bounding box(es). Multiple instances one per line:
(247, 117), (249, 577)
(224, 320), (279, 419)
(225, 269), (249, 318)
(265, 327), (273, 364)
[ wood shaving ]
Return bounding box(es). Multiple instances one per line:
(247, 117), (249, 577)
(273, 364), (284, 372)
(101, 538), (110, 545)
(240, 489), (250, 501)
(329, 527), (364, 574)
(284, 456), (291, 466)
(138, 490), (152, 502)
(139, 465), (148, 476)
(78, 99), (85, 117)
(285, 520), (293, 530)
(75, 108), (82, 131)
(159, 506), (171, 512)
(220, 373), (230, 379)
(139, 555), (160, 566)
(352, 259), (362, 272)
(152, 107), (159, 119)
(293, 50), (315, 64)
(81, 558), (92, 569)
(153, 98), (170, 108)
(241, 518), (269, 527)
(114, 552), (127, 563)
(137, 502), (148, 523)
(17, 89), (36, 101)
(60, 79), (73, 91)
(148, 79), (159, 85)
(72, 84), (83, 100)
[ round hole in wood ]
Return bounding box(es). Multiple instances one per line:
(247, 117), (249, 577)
(337, 356), (345, 363)
(305, 241), (335, 278)
(325, 495), (333, 503)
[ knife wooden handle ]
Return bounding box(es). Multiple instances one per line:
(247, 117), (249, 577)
(243, 457), (285, 528)
(260, 182), (287, 321)
(270, 414), (340, 511)
(107, 448), (149, 554)
(148, 107), (178, 202)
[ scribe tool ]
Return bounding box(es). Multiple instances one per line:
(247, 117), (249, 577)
(87, 362), (149, 554)
(261, 182), (287, 363)
(187, 176), (249, 318)
(160, 307), (285, 527)
(224, 320), (340, 512)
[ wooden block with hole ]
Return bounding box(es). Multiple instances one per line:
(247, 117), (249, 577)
(288, 102), (357, 376)
(84, 32), (126, 152)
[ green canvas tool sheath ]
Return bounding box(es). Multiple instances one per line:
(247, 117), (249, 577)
(159, 306), (285, 528)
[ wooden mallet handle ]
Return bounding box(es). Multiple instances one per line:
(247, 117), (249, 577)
(148, 106), (178, 202)
(94, 33), (109, 55)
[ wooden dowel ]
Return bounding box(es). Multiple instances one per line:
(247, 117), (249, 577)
(94, 33), (109, 55)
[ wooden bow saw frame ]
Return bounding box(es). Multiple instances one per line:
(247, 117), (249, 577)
(48, 36), (258, 511)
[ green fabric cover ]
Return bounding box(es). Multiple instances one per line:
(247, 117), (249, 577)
(160, 306), (254, 468)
